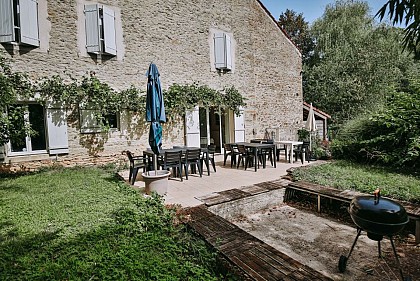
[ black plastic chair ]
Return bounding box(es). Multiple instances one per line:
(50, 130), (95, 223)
(159, 150), (183, 181)
(125, 150), (147, 185)
(202, 144), (216, 173)
(236, 144), (256, 170)
(276, 144), (287, 161)
(182, 148), (202, 180)
(223, 143), (238, 167)
(293, 141), (311, 164)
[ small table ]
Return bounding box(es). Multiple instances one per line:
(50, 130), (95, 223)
(234, 142), (276, 172)
(275, 141), (303, 163)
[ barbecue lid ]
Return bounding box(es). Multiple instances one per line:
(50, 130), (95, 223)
(349, 189), (408, 225)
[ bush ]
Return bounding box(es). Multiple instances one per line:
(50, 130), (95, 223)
(331, 78), (420, 168)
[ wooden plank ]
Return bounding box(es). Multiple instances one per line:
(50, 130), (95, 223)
(232, 252), (280, 281)
(230, 255), (268, 281)
(245, 248), (290, 280)
(248, 246), (294, 276)
(254, 181), (284, 191)
(218, 188), (249, 200)
(239, 184), (270, 195)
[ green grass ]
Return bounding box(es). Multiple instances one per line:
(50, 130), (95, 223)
(292, 160), (420, 203)
(0, 167), (232, 280)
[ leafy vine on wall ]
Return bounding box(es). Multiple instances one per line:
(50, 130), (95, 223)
(0, 55), (247, 146)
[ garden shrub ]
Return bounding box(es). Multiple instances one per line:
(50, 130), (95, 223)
(332, 78), (420, 168)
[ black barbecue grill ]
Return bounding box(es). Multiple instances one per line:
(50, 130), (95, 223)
(338, 189), (411, 281)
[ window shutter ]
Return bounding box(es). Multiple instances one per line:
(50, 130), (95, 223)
(0, 0), (15, 43)
(46, 104), (69, 154)
(185, 106), (200, 147)
(19, 0), (39, 46)
(84, 4), (101, 54)
(234, 107), (245, 142)
(225, 34), (232, 70)
(0, 144), (5, 160)
(214, 33), (226, 69)
(102, 5), (116, 55)
(80, 108), (101, 133)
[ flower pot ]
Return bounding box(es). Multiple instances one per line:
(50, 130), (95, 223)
(142, 170), (170, 196)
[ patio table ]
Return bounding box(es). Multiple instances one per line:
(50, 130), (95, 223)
(233, 142), (276, 172)
(275, 141), (303, 163)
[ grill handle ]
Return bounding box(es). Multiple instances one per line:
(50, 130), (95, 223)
(373, 189), (380, 205)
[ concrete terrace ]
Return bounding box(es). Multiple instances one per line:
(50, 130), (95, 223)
(122, 154), (318, 207)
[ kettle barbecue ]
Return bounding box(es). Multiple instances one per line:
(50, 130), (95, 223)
(338, 189), (411, 281)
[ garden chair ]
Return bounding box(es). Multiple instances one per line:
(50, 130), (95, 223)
(223, 143), (238, 167)
(125, 150), (147, 185)
(201, 144), (216, 173)
(293, 141), (311, 164)
(182, 148), (202, 180)
(236, 144), (256, 170)
(159, 150), (183, 181)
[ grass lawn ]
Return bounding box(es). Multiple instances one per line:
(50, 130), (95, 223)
(0, 166), (231, 280)
(291, 160), (420, 203)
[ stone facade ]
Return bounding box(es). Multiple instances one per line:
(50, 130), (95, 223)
(0, 0), (302, 171)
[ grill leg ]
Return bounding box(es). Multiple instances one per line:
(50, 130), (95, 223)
(378, 241), (381, 258)
(389, 236), (408, 281)
(339, 228), (362, 273)
(347, 228), (362, 259)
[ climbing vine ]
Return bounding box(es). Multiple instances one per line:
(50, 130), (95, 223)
(0, 54), (246, 146)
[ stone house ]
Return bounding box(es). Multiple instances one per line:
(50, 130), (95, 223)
(0, 0), (302, 171)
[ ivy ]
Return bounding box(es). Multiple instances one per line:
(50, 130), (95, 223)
(0, 54), (246, 146)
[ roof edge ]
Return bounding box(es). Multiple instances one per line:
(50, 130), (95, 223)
(303, 101), (331, 119)
(255, 0), (302, 55)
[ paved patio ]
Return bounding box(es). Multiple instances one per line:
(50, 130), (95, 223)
(121, 154), (318, 207)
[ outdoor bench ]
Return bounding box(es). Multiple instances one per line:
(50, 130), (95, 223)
(286, 181), (420, 244)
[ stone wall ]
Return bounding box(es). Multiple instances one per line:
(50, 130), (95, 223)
(0, 0), (302, 171)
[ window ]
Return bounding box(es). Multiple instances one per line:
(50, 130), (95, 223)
(214, 32), (232, 71)
(84, 4), (117, 56)
(8, 103), (46, 153)
(0, 0), (40, 47)
(80, 107), (119, 133)
(5, 102), (69, 156)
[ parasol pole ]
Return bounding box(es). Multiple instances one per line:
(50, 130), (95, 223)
(154, 154), (158, 176)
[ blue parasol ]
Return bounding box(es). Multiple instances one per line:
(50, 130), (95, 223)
(146, 63), (166, 173)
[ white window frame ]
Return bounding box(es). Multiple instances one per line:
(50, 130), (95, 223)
(5, 103), (47, 156)
(84, 3), (117, 56)
(0, 0), (40, 47)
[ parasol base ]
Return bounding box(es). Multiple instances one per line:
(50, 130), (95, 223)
(142, 170), (170, 196)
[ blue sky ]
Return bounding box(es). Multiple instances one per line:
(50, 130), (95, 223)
(259, 0), (389, 25)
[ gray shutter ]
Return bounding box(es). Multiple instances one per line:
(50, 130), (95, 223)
(185, 106), (200, 147)
(214, 33), (225, 69)
(80, 108), (101, 133)
(46, 104), (69, 154)
(102, 6), (116, 55)
(225, 34), (232, 70)
(0, 144), (5, 160)
(19, 0), (39, 46)
(0, 0), (15, 43)
(234, 107), (245, 142)
(84, 4), (101, 53)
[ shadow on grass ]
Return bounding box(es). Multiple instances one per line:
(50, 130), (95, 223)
(0, 207), (229, 280)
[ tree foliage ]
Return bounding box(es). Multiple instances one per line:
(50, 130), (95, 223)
(376, 0), (420, 59)
(331, 76), (420, 168)
(303, 0), (415, 128)
(278, 9), (315, 63)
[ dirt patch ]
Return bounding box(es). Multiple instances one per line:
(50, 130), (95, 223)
(229, 201), (419, 281)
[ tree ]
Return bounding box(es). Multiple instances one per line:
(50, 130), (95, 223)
(303, 0), (415, 128)
(278, 9), (315, 63)
(376, 0), (420, 59)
